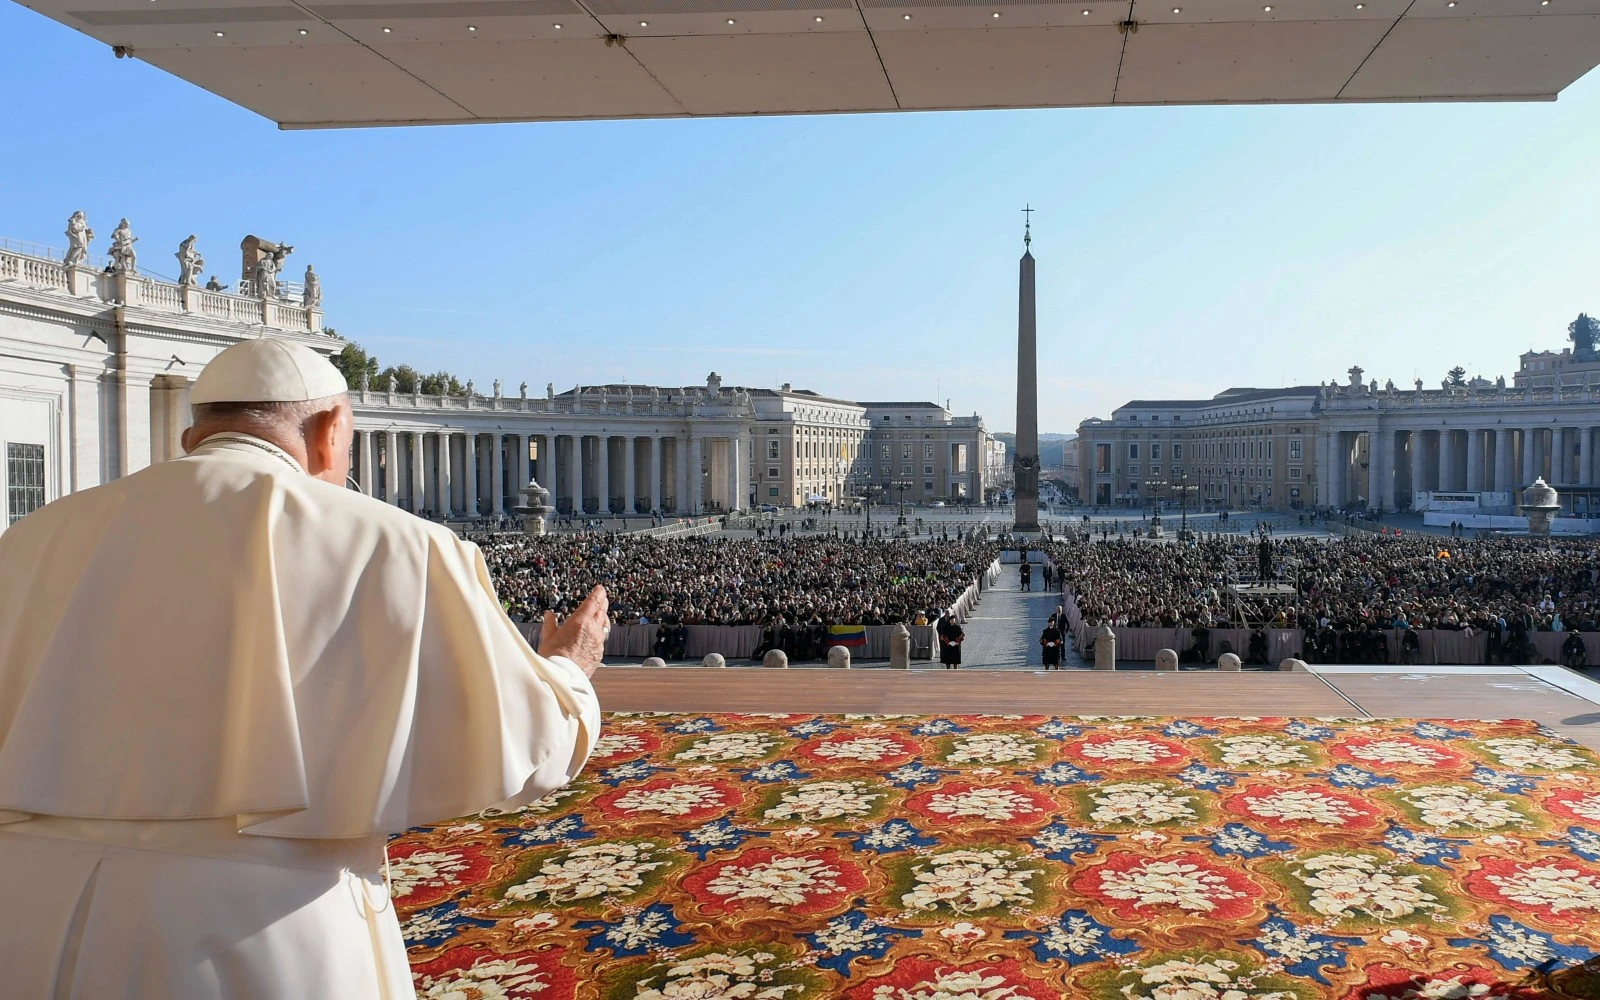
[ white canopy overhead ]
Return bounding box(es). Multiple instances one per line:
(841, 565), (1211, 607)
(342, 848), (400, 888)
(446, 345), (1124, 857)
(17, 0), (1600, 128)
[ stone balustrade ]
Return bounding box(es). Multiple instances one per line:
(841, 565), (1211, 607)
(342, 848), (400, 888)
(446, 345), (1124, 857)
(0, 244), (325, 335)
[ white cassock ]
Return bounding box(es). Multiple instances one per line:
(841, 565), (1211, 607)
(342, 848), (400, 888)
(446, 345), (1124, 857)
(0, 433), (600, 1000)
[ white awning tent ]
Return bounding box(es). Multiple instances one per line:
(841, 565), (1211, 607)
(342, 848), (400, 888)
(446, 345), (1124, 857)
(16, 0), (1600, 128)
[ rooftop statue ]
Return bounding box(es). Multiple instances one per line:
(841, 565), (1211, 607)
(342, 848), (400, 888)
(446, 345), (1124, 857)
(1346, 365), (1364, 388)
(176, 235), (204, 287)
(519, 381), (528, 399)
(1414, 378), (1424, 393)
(108, 218), (138, 275)
(64, 211), (93, 268)
(302, 265), (321, 308)
(493, 379), (502, 397)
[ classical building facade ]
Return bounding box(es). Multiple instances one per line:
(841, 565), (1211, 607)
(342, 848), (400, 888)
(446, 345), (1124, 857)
(0, 220), (330, 529)
(1077, 386), (1322, 510)
(2, 217), (995, 527)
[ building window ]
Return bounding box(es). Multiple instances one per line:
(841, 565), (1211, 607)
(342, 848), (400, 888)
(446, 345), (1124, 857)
(767, 440), (780, 460)
(902, 464), (912, 474)
(1128, 443), (1139, 460)
(901, 443), (912, 460)
(923, 480), (933, 491)
(924, 465), (934, 475)
(1173, 444), (1182, 460)
(881, 445), (890, 460)
(769, 486), (779, 497)
(6, 443), (45, 524)
(1151, 443), (1161, 460)
(1267, 440), (1274, 460)
(924, 443), (934, 460)
(767, 467), (779, 479)
(1128, 465), (1139, 477)
(1288, 439), (1302, 460)
(1289, 467), (1302, 480)
(1096, 443), (1110, 474)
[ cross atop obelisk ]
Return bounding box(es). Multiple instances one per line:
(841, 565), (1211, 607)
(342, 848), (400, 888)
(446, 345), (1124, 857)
(1014, 208), (1040, 532)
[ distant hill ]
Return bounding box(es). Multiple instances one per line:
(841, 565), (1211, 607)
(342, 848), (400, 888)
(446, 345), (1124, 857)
(992, 432), (1076, 466)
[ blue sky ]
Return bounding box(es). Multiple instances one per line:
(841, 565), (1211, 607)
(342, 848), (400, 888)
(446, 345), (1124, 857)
(3, 2), (1598, 433)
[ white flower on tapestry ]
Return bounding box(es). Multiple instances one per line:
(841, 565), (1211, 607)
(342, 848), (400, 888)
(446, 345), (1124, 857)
(812, 737), (907, 762)
(633, 951), (800, 1000)
(675, 731), (779, 762)
(938, 922), (986, 944)
(1215, 735), (1311, 767)
(1088, 782), (1197, 826)
(925, 787), (1043, 822)
(1556, 792), (1600, 822)
(706, 855), (845, 906)
(946, 733), (1039, 765)
(1401, 785), (1529, 831)
(1292, 853), (1442, 921)
(514, 912), (561, 932)
(867, 968), (1023, 1000)
(1484, 864), (1600, 915)
(1379, 929), (1428, 951)
(505, 842), (667, 904)
(1480, 738), (1590, 772)
(1041, 916), (1112, 958)
(1077, 738), (1181, 765)
(765, 781), (883, 822)
(813, 916), (886, 954)
(901, 849), (1036, 914)
(1344, 740), (1448, 767)
(1097, 858), (1248, 913)
(595, 733), (651, 758)
(415, 957), (550, 1000)
(389, 850), (473, 899)
(613, 783), (726, 817)
(1240, 789), (1363, 826)
(1484, 921), (1558, 966)
(1121, 958), (1258, 1000)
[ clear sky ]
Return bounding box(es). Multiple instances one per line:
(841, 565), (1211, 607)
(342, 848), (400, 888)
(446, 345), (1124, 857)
(3, 2), (1599, 434)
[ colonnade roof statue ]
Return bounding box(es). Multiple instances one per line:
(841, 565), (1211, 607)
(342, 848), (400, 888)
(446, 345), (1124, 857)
(24, 0), (1600, 127)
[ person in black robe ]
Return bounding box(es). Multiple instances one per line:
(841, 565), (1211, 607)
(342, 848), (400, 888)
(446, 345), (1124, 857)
(937, 612), (964, 669)
(1020, 562), (1033, 592)
(1040, 619), (1063, 669)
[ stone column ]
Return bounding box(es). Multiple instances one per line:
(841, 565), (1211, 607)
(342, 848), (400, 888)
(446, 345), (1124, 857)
(516, 434), (529, 496)
(1435, 429), (1454, 492)
(624, 436), (637, 514)
(1366, 428), (1384, 509)
(1582, 427), (1594, 486)
(357, 430), (374, 495)
(464, 434), (479, 515)
(411, 431), (426, 512)
(1522, 428), (1539, 486)
(597, 434), (611, 513)
(1558, 427), (1573, 483)
(690, 435), (704, 513)
(1466, 428), (1484, 493)
(438, 431), (454, 515)
(1408, 430), (1424, 507)
(651, 436), (664, 513)
(572, 435), (586, 514)
(384, 431), (400, 505)
(1494, 428), (1512, 493)
(728, 432), (743, 512)
(1315, 433), (1331, 508)
(490, 433), (505, 514)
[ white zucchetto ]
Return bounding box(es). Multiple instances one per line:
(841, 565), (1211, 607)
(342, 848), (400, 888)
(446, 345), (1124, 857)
(190, 338), (349, 405)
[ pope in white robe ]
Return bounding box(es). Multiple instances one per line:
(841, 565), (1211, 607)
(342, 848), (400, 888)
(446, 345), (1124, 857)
(0, 338), (607, 999)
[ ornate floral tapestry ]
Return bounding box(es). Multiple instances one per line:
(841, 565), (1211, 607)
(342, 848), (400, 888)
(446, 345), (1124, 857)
(390, 714), (1600, 999)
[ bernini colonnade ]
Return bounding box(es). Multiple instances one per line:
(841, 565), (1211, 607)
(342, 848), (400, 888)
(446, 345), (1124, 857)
(348, 384), (750, 517)
(1319, 380), (1600, 510)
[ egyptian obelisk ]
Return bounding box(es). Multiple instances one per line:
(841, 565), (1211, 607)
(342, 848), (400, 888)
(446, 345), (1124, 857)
(1014, 208), (1040, 531)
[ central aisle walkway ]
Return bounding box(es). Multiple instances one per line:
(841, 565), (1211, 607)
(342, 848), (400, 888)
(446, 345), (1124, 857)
(957, 562), (1081, 669)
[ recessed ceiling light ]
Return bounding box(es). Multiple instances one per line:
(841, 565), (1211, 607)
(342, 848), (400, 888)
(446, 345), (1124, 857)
(1262, 5), (1271, 9)
(553, 21), (562, 27)
(1082, 7), (1090, 12)
(991, 9), (1001, 15)
(467, 24), (476, 30)
(298, 27), (308, 33)
(639, 20), (648, 26)
(214, 29), (224, 35)
(903, 12), (912, 17)
(1446, 2), (1454, 6)
(382, 25), (392, 31)
(815, 14), (824, 20)
(727, 16), (736, 22)
(1355, 3), (1364, 7)
(1172, 6), (1180, 11)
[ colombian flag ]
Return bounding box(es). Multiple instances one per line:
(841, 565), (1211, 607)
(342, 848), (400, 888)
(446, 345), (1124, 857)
(828, 624), (867, 647)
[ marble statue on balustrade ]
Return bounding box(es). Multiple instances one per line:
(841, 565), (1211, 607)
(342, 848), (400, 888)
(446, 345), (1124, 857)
(546, 383), (554, 400)
(302, 265), (321, 308)
(360, 371), (370, 392)
(1414, 378), (1424, 394)
(64, 212), (94, 268)
(1347, 365), (1364, 389)
(176, 235), (204, 287)
(493, 379), (502, 398)
(519, 382), (528, 399)
(255, 251), (281, 299)
(388, 374), (397, 394)
(466, 380), (475, 397)
(205, 276), (225, 292)
(108, 219), (139, 274)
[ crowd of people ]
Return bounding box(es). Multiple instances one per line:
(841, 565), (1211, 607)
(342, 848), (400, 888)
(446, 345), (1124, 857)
(1047, 533), (1600, 664)
(479, 532), (999, 629)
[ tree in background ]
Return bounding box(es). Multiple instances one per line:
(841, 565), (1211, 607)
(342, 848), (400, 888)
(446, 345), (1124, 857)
(327, 337), (466, 395)
(1446, 366), (1468, 388)
(1570, 313), (1599, 356)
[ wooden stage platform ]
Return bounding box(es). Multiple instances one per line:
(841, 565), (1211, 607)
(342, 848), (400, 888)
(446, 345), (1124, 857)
(593, 665), (1600, 750)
